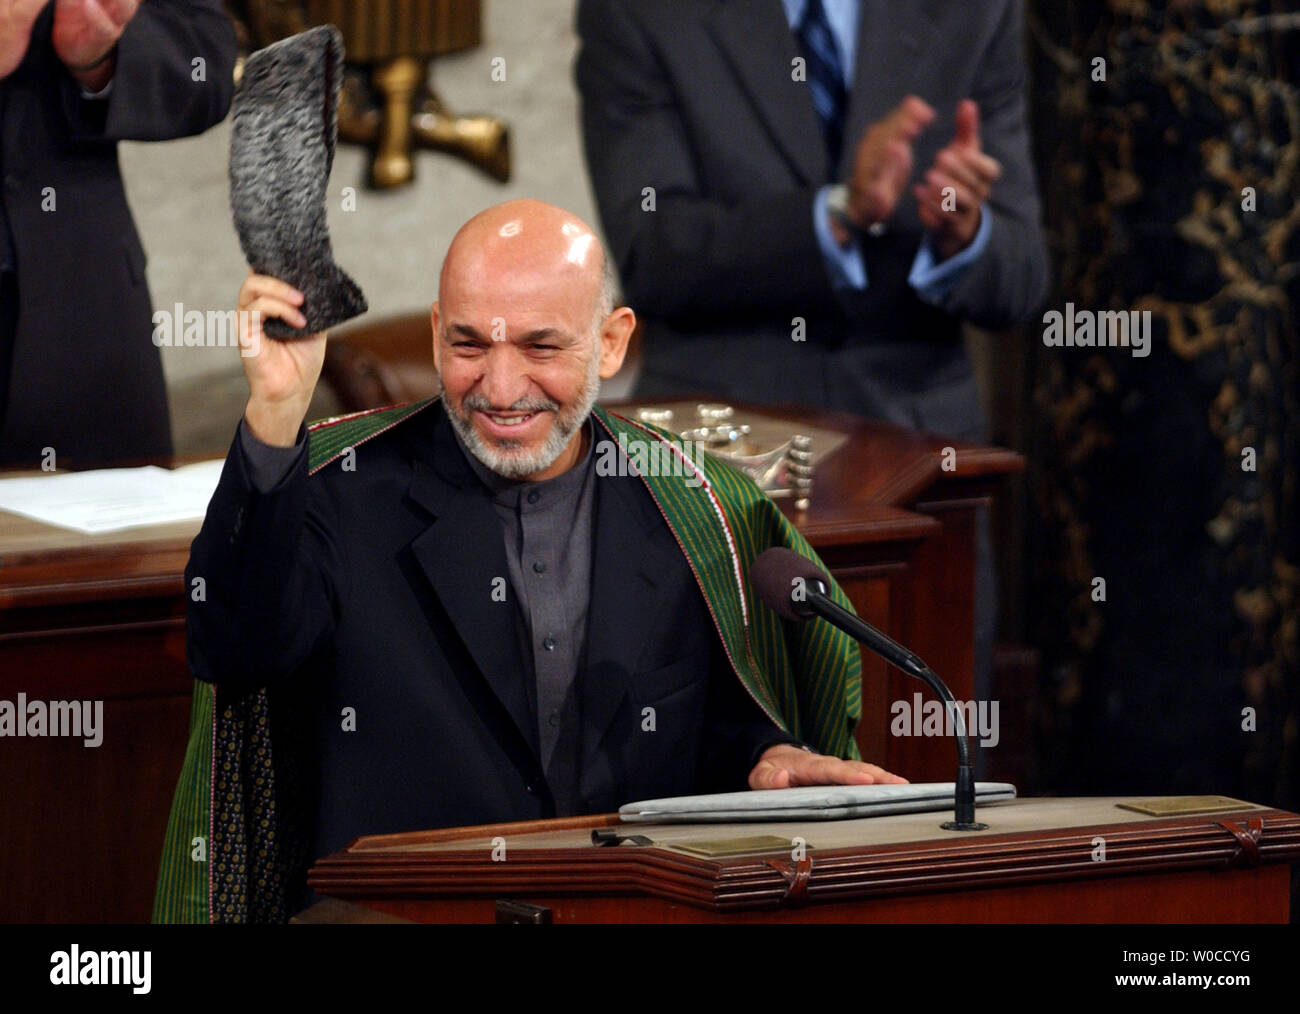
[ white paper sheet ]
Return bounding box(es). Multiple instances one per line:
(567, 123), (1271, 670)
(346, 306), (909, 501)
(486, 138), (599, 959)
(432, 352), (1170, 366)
(0, 459), (225, 534)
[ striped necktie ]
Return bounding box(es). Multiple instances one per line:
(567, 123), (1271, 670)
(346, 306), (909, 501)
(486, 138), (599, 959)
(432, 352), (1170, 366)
(796, 0), (848, 176)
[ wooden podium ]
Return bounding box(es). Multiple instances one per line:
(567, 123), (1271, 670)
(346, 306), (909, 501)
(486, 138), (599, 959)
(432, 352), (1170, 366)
(304, 797), (1300, 923)
(0, 402), (1013, 921)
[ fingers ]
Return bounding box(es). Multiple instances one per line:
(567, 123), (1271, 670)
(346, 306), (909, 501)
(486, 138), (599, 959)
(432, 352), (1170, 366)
(245, 294), (307, 333)
(748, 761), (792, 790)
(854, 138), (912, 222)
(889, 94), (936, 141)
(913, 177), (982, 260)
(962, 147), (1002, 183)
(933, 148), (1000, 202)
(790, 757), (907, 787)
(918, 169), (981, 217)
(102, 0), (141, 28)
(239, 273), (304, 309)
(856, 762), (908, 784)
(750, 751), (910, 790)
(913, 181), (947, 221)
(915, 196), (944, 234)
(239, 275), (306, 328)
(953, 98), (980, 150)
(884, 137), (915, 192)
(76, 0), (118, 38)
(5, 0), (48, 37)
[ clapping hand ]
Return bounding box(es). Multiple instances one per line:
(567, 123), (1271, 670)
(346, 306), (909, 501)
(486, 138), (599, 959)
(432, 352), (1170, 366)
(913, 99), (1002, 262)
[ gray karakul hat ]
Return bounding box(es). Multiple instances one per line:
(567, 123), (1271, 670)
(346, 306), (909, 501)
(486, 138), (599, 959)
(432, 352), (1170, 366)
(229, 24), (367, 339)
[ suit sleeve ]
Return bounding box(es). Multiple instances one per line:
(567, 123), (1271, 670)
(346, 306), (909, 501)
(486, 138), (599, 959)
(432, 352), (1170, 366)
(574, 0), (839, 320)
(185, 425), (343, 690)
(61, 0), (237, 143)
(924, 0), (1050, 330)
(695, 637), (801, 793)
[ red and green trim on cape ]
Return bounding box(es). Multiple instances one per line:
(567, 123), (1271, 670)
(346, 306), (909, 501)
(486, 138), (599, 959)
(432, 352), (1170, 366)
(152, 398), (862, 923)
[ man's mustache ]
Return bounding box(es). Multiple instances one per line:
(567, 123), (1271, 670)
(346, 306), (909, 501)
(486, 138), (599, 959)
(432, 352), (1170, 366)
(460, 393), (560, 415)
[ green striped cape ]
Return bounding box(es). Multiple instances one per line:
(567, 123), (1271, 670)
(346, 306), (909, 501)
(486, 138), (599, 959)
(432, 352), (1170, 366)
(153, 399), (862, 923)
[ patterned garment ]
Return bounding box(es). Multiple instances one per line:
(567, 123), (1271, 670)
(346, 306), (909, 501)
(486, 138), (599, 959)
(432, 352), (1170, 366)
(153, 400), (863, 923)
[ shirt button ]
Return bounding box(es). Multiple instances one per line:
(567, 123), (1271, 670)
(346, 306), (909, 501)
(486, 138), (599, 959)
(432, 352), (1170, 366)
(542, 634), (556, 651)
(533, 561), (546, 574)
(526, 490), (541, 504)
(548, 711), (561, 728)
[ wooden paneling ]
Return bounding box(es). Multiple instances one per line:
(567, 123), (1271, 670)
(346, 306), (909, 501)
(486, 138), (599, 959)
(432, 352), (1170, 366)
(0, 542), (192, 923)
(326, 865), (1293, 924)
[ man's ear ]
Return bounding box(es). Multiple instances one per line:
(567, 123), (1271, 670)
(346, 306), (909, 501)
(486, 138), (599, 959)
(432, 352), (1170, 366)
(598, 306), (636, 380)
(430, 302), (441, 372)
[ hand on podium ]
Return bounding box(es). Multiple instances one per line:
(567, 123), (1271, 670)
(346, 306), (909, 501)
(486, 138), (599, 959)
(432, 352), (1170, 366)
(749, 743), (908, 790)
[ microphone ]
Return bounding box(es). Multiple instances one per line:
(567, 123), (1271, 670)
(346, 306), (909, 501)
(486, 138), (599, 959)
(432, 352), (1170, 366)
(750, 547), (987, 831)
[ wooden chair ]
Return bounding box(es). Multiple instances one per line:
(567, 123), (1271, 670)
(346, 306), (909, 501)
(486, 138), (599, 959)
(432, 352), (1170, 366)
(323, 312), (441, 412)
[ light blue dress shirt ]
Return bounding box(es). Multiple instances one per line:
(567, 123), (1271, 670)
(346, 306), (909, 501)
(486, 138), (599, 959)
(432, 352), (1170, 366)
(781, 0), (991, 300)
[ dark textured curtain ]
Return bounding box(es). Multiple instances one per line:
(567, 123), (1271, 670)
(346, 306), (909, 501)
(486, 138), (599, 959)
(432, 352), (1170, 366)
(1026, 1), (1299, 811)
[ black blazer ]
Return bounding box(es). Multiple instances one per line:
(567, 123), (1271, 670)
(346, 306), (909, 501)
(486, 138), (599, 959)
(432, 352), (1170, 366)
(186, 403), (792, 876)
(0, 2), (237, 466)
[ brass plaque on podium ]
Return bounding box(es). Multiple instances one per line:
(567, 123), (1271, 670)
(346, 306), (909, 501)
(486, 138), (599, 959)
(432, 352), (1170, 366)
(1117, 796), (1262, 817)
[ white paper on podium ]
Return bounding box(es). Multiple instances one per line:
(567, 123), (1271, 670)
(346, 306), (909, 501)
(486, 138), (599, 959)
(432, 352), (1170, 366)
(619, 781), (1017, 823)
(0, 459), (225, 534)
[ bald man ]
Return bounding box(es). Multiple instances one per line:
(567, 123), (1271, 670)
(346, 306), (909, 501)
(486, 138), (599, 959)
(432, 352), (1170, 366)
(168, 200), (900, 920)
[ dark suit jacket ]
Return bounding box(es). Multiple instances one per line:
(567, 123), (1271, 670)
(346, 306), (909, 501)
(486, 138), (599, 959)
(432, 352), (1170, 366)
(186, 402), (793, 888)
(0, 2), (237, 466)
(576, 0), (1049, 440)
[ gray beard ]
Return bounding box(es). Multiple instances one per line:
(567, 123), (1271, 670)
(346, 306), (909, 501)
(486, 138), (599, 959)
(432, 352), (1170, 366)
(443, 350), (601, 479)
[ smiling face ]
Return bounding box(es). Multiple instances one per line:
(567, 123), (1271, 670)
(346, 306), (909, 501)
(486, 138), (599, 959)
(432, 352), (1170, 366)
(432, 200), (633, 482)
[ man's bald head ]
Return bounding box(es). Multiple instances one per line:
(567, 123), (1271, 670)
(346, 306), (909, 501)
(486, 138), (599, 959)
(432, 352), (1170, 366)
(431, 199), (634, 483)
(440, 199), (614, 337)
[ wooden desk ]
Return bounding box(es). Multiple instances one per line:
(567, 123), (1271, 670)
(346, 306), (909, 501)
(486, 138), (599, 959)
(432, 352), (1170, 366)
(0, 403), (1018, 921)
(307, 797), (1300, 923)
(0, 516), (193, 923)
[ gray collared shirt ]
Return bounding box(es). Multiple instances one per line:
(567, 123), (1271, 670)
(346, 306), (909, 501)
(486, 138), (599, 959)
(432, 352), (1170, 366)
(455, 418), (597, 814)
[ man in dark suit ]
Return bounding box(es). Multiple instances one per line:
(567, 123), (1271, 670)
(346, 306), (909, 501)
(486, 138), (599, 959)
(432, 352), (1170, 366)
(186, 200), (904, 907)
(575, 0), (1048, 441)
(576, 1), (1050, 717)
(0, 0), (237, 467)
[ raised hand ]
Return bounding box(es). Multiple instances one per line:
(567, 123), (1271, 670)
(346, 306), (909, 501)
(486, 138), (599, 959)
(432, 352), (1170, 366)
(1, 0), (48, 79)
(914, 99), (1002, 262)
(236, 273), (328, 447)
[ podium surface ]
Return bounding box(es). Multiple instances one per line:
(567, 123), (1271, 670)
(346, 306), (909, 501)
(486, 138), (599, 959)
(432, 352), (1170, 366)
(307, 796), (1300, 923)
